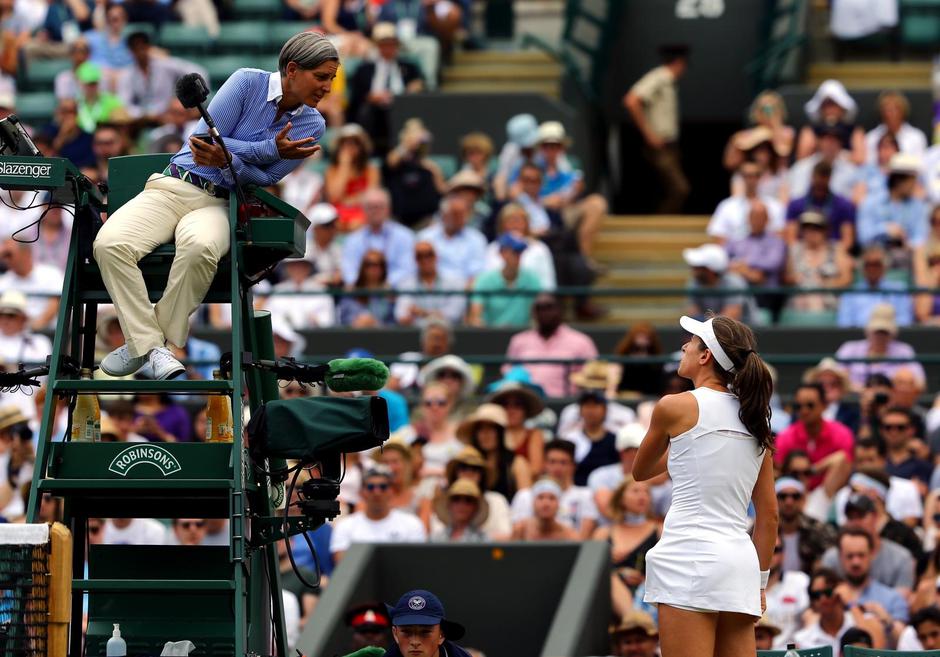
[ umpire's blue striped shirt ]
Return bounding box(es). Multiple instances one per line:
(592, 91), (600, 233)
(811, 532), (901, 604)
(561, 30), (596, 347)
(171, 68), (326, 189)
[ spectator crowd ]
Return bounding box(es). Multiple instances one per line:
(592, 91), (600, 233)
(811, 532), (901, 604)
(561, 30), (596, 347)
(3, 3), (940, 656)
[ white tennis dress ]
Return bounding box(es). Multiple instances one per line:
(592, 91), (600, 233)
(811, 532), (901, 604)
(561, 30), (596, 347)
(644, 387), (765, 616)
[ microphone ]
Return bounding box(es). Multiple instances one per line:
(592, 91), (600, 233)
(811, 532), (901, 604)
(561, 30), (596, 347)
(175, 73), (218, 138)
(325, 358), (390, 393)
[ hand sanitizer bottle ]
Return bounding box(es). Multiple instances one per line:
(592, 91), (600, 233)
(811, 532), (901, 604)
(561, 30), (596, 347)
(106, 624), (126, 656)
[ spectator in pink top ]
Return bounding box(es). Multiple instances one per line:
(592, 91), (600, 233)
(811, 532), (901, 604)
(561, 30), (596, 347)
(775, 382), (855, 490)
(504, 293), (598, 397)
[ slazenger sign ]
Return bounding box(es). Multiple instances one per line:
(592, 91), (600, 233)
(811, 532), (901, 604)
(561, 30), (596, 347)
(108, 445), (183, 477)
(0, 162), (52, 178)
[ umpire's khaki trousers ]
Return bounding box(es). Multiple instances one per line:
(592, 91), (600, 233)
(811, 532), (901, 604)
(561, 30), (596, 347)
(93, 174), (229, 358)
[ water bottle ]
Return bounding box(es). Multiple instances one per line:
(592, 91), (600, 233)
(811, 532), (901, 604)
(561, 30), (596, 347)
(784, 643), (800, 657)
(205, 370), (233, 443)
(70, 368), (100, 442)
(106, 624), (126, 657)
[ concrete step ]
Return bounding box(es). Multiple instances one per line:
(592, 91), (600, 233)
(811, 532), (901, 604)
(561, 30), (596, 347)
(591, 301), (685, 326)
(442, 63), (563, 82)
(440, 79), (560, 97)
(601, 215), (709, 232)
(452, 50), (557, 65)
(597, 266), (688, 288)
(808, 61), (932, 88)
(593, 232), (705, 257)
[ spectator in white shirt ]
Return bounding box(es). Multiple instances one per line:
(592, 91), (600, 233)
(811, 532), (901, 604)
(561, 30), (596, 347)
(0, 290), (51, 368)
(865, 91), (927, 165)
(0, 238), (62, 329)
(329, 465), (426, 563)
(102, 518), (167, 545)
(305, 204), (343, 287)
(266, 254), (335, 330)
(556, 360), (636, 438)
(707, 161), (785, 243)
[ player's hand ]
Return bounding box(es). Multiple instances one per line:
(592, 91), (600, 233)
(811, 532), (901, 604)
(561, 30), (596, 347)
(276, 122), (321, 160)
(189, 136), (227, 168)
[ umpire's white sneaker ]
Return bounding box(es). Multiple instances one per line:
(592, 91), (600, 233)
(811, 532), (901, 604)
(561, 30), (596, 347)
(101, 344), (148, 377)
(147, 347), (185, 380)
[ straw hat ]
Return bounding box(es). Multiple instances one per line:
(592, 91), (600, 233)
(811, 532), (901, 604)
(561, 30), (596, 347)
(535, 121), (571, 147)
(488, 381), (544, 419)
(609, 610), (658, 638)
(456, 403), (508, 442)
(433, 479), (489, 528)
(445, 445), (487, 482)
(331, 122), (373, 156)
(0, 405), (28, 432)
(0, 290), (27, 316)
(446, 169), (486, 195)
(803, 357), (851, 390)
(754, 615), (782, 637)
(569, 360), (612, 390)
(371, 437), (413, 463)
(733, 125), (777, 153)
(371, 22), (399, 42)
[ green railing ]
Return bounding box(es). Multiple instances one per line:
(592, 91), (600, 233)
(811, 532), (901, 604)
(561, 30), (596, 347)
(520, 0), (625, 102)
(747, 0), (809, 92)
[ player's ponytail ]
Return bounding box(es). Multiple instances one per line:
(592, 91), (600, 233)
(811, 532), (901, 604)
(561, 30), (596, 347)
(710, 316), (774, 452)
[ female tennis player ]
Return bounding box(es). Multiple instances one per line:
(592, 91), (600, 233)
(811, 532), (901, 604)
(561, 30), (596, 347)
(633, 315), (778, 657)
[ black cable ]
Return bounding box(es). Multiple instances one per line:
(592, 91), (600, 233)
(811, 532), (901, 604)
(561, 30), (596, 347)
(282, 465), (321, 591)
(11, 202), (75, 244)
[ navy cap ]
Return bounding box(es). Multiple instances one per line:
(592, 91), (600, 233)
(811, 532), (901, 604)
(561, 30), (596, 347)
(386, 589), (465, 640)
(498, 233), (527, 253)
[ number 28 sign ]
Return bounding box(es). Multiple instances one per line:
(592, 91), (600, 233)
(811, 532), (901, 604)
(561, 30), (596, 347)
(676, 0), (725, 19)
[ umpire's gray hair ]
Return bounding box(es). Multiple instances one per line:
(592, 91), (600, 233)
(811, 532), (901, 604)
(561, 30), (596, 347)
(278, 32), (339, 75)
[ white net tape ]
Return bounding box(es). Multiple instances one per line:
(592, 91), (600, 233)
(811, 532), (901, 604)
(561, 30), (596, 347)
(0, 523), (49, 546)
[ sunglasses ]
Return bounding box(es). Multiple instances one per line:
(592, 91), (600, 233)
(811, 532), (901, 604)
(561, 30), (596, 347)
(776, 492), (803, 501)
(436, 370), (463, 379)
(415, 251), (435, 260)
(366, 483), (389, 492)
(450, 495), (478, 505)
(793, 402), (817, 410)
(364, 260), (385, 267)
(881, 423), (910, 432)
(423, 398), (448, 407)
(178, 520), (206, 529)
(809, 588), (835, 601)
(789, 468), (814, 478)
(863, 261), (884, 268)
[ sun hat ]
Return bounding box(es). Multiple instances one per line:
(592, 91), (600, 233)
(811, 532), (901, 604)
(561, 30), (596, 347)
(805, 79), (858, 123)
(455, 403), (507, 442)
(418, 355), (475, 398)
(488, 381), (544, 418)
(609, 610), (658, 638)
(535, 121), (570, 146)
(569, 360), (612, 390)
(506, 113), (539, 148)
(433, 479), (489, 528)
(0, 290), (28, 316)
(865, 304), (897, 336)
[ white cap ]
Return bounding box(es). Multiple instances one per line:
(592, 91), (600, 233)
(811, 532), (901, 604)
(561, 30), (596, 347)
(615, 422), (645, 451)
(679, 315), (736, 373)
(683, 244), (728, 273)
(309, 203), (338, 226)
(888, 153), (922, 175)
(532, 478), (562, 499)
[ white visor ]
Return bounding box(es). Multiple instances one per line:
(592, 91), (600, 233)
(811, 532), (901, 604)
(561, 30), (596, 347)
(679, 316), (736, 373)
